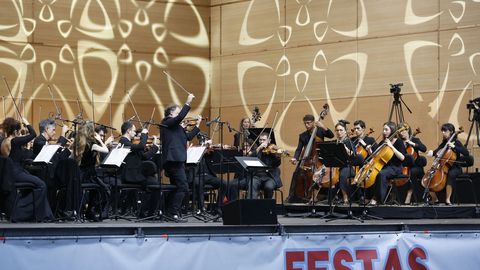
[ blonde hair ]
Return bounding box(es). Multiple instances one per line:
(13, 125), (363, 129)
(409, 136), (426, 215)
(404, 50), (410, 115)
(75, 121), (95, 165)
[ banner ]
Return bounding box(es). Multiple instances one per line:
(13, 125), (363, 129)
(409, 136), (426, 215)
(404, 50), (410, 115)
(0, 232), (479, 270)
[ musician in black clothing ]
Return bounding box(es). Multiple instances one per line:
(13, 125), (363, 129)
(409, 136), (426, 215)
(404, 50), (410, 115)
(399, 126), (427, 204)
(161, 93), (200, 222)
(351, 120), (376, 156)
(248, 132), (282, 199)
(369, 122), (406, 205)
(287, 114), (334, 202)
(32, 119), (70, 158)
(427, 123), (469, 205)
(0, 117), (53, 221)
(119, 122), (159, 185)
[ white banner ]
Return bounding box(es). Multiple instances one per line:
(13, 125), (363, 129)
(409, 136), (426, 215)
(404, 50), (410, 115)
(0, 232), (479, 270)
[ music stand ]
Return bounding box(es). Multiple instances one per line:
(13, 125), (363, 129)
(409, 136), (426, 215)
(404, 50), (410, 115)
(185, 146), (208, 221)
(234, 156), (267, 199)
(316, 142), (349, 220)
(100, 146), (130, 221)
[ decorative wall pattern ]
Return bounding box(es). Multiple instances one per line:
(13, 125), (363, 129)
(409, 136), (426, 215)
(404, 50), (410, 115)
(0, 0), (210, 130)
(211, 0), (480, 195)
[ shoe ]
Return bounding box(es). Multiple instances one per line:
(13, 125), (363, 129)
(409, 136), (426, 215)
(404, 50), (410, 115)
(368, 199), (377, 206)
(169, 213), (187, 223)
(445, 202), (453, 206)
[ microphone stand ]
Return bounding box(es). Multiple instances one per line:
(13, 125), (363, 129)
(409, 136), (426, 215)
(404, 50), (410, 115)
(207, 118), (227, 220)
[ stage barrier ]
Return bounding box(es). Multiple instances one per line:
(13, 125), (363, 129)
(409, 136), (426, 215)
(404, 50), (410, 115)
(1, 231), (479, 269)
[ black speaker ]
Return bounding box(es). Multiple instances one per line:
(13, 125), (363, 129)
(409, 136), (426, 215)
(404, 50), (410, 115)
(222, 199), (277, 225)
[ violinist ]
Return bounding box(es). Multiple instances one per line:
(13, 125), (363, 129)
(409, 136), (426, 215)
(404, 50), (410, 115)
(32, 118), (72, 209)
(399, 125), (427, 205)
(369, 122), (406, 205)
(0, 117), (53, 221)
(160, 93), (200, 222)
(233, 116), (255, 155)
(247, 132), (282, 199)
(426, 123), (469, 205)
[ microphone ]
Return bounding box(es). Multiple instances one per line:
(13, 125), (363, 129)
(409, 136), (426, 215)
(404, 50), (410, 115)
(206, 116), (220, 126)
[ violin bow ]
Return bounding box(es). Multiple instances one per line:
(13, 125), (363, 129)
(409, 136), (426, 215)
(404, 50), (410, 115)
(246, 122), (269, 154)
(91, 88), (95, 127)
(163, 70), (192, 96)
(109, 95), (113, 135)
(2, 96), (5, 119)
(126, 91), (142, 123)
(3, 77), (23, 121)
(47, 85), (63, 120)
(266, 111), (279, 143)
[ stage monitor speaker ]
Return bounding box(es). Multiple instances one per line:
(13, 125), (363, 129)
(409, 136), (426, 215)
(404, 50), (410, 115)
(222, 199), (277, 225)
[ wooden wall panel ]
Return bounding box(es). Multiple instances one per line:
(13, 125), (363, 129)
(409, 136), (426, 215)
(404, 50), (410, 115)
(210, 56), (221, 107)
(0, 0), (34, 44)
(221, 0), (285, 56)
(285, 0), (357, 48)
(33, 0), (126, 48)
(357, 32), (439, 97)
(211, 6), (221, 57)
(284, 40), (359, 102)
(440, 0), (480, 30)
(363, 0), (438, 38)
(439, 28), (480, 90)
(220, 50), (286, 107)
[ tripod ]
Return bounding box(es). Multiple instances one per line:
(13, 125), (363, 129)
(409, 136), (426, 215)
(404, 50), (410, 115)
(388, 83), (412, 124)
(465, 102), (480, 148)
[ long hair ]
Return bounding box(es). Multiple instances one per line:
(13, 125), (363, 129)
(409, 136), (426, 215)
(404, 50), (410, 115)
(239, 116), (251, 132)
(75, 120), (95, 164)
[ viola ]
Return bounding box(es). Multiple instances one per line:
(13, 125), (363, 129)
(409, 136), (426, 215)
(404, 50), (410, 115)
(421, 127), (463, 192)
(354, 128), (374, 159)
(352, 124), (409, 188)
(397, 127), (421, 187)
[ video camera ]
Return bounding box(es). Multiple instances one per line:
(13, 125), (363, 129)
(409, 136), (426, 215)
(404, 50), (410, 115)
(466, 97), (480, 111)
(390, 83), (403, 95)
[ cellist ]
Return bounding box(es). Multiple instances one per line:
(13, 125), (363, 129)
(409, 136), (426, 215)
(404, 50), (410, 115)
(287, 114), (334, 202)
(426, 123), (469, 205)
(369, 122), (406, 205)
(399, 125), (427, 205)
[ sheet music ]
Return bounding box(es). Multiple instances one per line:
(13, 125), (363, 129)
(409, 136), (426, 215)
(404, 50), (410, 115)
(187, 146), (207, 164)
(34, 144), (61, 163)
(102, 147), (131, 167)
(244, 160), (265, 167)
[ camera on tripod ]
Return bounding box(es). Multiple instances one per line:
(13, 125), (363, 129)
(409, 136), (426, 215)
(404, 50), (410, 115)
(466, 97), (480, 111)
(390, 83), (403, 95)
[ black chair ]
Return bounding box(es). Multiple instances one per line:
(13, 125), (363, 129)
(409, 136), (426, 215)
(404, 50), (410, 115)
(383, 155), (414, 205)
(11, 182), (37, 222)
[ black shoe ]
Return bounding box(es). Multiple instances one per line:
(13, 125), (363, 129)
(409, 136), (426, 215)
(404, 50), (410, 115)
(445, 202), (453, 206)
(172, 214), (188, 223)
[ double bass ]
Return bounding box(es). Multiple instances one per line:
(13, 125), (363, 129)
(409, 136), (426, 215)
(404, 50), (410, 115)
(421, 128), (463, 192)
(292, 104), (329, 200)
(352, 124), (409, 188)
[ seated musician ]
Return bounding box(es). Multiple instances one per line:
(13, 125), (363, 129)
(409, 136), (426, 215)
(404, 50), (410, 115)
(352, 120), (376, 156)
(32, 119), (72, 207)
(287, 114), (334, 202)
(190, 135), (228, 214)
(426, 123), (469, 205)
(73, 120), (110, 220)
(94, 125), (115, 161)
(369, 122), (406, 205)
(233, 116), (255, 154)
(399, 125), (427, 205)
(313, 120), (356, 204)
(0, 117), (53, 222)
(248, 132), (282, 199)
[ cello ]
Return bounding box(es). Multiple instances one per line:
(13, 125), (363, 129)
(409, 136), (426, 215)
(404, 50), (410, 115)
(292, 104), (329, 201)
(352, 123), (409, 188)
(421, 127), (463, 192)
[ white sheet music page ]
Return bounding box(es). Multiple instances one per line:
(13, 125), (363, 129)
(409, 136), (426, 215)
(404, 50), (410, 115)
(244, 160), (265, 167)
(34, 144), (61, 163)
(103, 147), (131, 167)
(187, 146), (207, 164)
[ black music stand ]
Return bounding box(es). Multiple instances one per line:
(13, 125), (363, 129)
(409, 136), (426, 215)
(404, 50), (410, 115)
(316, 142), (349, 220)
(234, 156), (267, 199)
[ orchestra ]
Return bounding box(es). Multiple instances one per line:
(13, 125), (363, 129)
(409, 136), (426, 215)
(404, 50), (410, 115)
(0, 86), (476, 223)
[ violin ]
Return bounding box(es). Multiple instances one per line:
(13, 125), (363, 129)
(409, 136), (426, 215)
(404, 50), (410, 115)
(262, 144), (290, 157)
(421, 127), (463, 192)
(400, 127), (421, 177)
